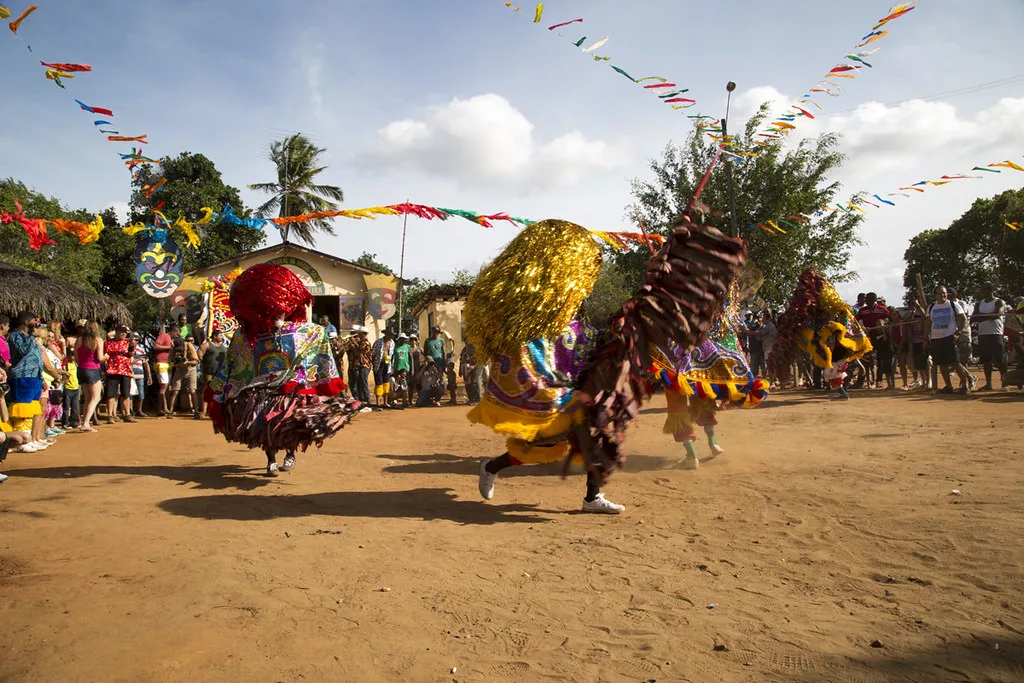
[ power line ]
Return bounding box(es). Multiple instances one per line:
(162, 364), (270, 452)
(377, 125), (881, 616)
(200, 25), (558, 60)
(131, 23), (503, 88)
(820, 74), (1024, 116)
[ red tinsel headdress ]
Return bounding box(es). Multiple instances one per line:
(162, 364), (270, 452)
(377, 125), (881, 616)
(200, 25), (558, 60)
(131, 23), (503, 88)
(229, 263), (312, 338)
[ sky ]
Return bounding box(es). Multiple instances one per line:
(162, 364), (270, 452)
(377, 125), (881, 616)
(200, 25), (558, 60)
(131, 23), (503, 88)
(2, 0), (1023, 304)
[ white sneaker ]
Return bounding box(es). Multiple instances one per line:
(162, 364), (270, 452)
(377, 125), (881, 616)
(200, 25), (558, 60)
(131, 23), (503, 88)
(707, 444), (724, 459)
(478, 459), (496, 500)
(359, 407), (373, 413)
(267, 462), (280, 477)
(31, 440), (49, 451)
(17, 442), (41, 453)
(679, 456), (699, 470)
(281, 454), (296, 472)
(582, 493), (625, 514)
(0, 472), (7, 483)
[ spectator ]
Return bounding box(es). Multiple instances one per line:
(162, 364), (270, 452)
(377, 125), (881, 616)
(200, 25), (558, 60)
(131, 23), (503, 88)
(947, 287), (975, 390)
(758, 310), (779, 387)
(739, 312), (752, 359)
(424, 326), (446, 372)
(103, 324), (137, 423)
(907, 303), (930, 389)
(852, 293), (866, 314)
(391, 333), (411, 409)
(408, 333), (424, 404)
(416, 358), (445, 407)
(197, 329), (227, 418)
(76, 321), (107, 432)
(889, 307), (909, 389)
(129, 332), (151, 417)
(924, 286), (971, 394)
(152, 325), (175, 416)
(62, 334), (80, 430)
(745, 313), (765, 377)
(460, 341), (484, 405)
(168, 333), (200, 418)
(446, 359), (458, 406)
(972, 282), (1007, 391)
(319, 314), (338, 337)
(341, 326), (373, 411)
(42, 327), (66, 436)
(0, 315), (10, 426)
(371, 329), (395, 409)
(855, 292), (890, 389)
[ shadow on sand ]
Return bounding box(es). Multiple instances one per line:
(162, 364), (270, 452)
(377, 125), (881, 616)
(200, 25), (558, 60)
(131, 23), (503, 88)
(158, 487), (556, 525)
(11, 464), (275, 491)
(377, 452), (686, 477)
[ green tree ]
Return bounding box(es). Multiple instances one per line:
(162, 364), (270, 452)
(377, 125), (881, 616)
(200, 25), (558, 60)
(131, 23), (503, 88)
(249, 134), (344, 246)
(583, 261), (635, 329)
(623, 104), (863, 309)
(0, 178), (109, 292)
(352, 251), (394, 275)
(903, 187), (1024, 304)
(131, 152), (265, 271)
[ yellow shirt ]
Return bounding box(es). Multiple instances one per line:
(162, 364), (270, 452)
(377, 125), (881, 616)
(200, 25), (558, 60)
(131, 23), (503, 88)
(64, 358), (80, 390)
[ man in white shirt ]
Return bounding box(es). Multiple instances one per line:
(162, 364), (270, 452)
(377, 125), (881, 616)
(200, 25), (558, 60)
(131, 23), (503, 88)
(923, 286), (971, 395)
(972, 282), (1008, 391)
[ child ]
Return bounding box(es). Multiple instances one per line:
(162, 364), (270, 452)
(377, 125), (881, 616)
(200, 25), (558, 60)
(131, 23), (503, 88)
(445, 360), (458, 406)
(62, 348), (80, 429)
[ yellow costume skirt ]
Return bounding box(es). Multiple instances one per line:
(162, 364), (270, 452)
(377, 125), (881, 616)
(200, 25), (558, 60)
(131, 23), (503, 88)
(663, 389), (717, 442)
(468, 394), (584, 465)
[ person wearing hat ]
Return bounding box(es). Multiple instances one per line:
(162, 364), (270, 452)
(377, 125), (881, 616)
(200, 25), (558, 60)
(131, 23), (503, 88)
(424, 326), (446, 373)
(370, 329), (396, 409)
(391, 333), (411, 408)
(340, 326), (373, 410)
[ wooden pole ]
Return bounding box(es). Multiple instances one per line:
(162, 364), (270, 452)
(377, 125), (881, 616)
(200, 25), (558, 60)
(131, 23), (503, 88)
(915, 273), (927, 309)
(397, 200), (409, 333)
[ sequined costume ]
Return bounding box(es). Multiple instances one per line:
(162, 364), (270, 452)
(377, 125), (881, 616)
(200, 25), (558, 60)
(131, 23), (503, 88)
(468, 320), (599, 464)
(205, 264), (359, 462)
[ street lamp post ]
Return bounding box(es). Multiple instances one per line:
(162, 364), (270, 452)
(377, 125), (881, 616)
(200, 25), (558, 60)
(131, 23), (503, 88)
(722, 81), (739, 237)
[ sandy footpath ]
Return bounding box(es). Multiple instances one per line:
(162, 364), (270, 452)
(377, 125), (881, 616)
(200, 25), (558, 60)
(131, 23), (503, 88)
(1, 389), (1022, 682)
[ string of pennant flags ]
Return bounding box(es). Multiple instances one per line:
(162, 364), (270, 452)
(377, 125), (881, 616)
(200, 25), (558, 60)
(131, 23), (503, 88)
(754, 1), (921, 145)
(2, 200), (663, 252)
(503, 2), (698, 115)
(748, 156), (1024, 235)
(2, 2), (162, 185)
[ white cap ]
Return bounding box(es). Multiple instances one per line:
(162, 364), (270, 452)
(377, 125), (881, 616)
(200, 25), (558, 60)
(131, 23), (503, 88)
(397, 332), (408, 340)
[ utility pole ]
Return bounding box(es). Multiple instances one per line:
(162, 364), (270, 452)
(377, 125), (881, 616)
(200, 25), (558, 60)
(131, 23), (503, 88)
(722, 81), (739, 237)
(281, 136), (290, 245)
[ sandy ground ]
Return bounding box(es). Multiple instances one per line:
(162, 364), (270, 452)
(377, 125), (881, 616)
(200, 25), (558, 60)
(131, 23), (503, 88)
(2, 388), (1023, 683)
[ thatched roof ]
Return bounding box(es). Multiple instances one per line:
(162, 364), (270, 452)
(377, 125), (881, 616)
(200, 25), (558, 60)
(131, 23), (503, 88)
(0, 261), (131, 325)
(410, 284), (472, 319)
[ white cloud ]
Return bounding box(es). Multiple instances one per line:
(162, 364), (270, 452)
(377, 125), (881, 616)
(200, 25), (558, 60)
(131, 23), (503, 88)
(360, 94), (630, 190)
(301, 42), (327, 122)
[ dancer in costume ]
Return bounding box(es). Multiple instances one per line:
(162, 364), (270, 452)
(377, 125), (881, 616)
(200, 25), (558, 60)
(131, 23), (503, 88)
(768, 267), (872, 392)
(206, 264), (360, 476)
(468, 207), (747, 513)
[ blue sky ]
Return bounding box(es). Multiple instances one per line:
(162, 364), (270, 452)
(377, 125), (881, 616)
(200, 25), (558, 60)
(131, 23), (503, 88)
(3, 0), (1023, 302)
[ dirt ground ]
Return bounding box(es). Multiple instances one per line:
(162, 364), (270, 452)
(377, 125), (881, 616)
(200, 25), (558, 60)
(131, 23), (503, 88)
(2, 387), (1023, 683)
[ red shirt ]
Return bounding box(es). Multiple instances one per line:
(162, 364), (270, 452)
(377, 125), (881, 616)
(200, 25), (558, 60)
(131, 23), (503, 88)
(104, 338), (135, 377)
(856, 304), (890, 333)
(153, 333), (172, 364)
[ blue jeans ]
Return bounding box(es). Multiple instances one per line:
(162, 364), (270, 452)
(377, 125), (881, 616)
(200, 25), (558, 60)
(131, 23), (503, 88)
(355, 368), (371, 404)
(62, 388), (81, 428)
(134, 377), (146, 402)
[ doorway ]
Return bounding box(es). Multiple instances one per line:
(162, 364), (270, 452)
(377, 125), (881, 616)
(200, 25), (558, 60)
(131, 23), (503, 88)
(312, 296), (339, 331)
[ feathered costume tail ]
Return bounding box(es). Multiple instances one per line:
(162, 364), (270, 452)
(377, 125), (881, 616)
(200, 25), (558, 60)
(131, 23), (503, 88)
(569, 209), (747, 481)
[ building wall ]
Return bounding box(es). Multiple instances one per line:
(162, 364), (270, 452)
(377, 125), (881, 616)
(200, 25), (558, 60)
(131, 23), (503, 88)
(416, 298), (466, 367)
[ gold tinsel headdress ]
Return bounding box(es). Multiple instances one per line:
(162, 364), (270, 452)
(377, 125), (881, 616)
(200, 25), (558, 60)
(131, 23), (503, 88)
(465, 219), (603, 359)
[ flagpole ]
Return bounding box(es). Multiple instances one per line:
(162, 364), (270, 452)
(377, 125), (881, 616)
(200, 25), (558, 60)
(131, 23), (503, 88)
(397, 199), (409, 332)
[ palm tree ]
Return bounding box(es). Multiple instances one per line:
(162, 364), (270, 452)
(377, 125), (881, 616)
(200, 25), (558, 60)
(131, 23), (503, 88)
(249, 134), (344, 245)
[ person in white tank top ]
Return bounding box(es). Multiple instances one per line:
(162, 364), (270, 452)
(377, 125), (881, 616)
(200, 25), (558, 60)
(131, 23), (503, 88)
(972, 282), (1007, 390)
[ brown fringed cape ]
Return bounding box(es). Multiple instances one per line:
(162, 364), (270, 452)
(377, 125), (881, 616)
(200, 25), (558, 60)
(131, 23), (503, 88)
(218, 374), (360, 453)
(568, 211), (748, 481)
